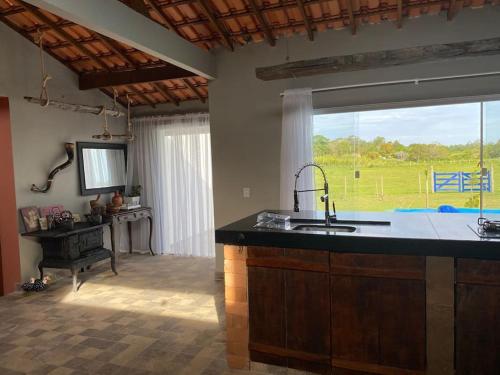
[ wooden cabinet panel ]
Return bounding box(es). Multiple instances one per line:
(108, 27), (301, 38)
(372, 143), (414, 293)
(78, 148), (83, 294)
(456, 276), (500, 374)
(332, 276), (379, 364)
(286, 269), (331, 372)
(247, 247), (329, 272)
(248, 266), (285, 351)
(332, 256), (426, 373)
(377, 278), (426, 370)
(331, 253), (425, 280)
(457, 258), (500, 286)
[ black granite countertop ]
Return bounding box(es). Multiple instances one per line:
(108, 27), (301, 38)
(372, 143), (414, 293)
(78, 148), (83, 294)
(215, 210), (500, 259)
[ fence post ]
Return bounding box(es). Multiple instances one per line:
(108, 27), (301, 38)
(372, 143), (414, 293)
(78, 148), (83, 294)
(491, 164), (495, 192)
(430, 165), (435, 193)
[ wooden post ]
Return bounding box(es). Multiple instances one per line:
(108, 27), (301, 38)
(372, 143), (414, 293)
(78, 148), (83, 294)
(491, 163), (495, 192)
(344, 176), (347, 200)
(380, 176), (384, 200)
(425, 170), (430, 208)
(430, 166), (435, 193)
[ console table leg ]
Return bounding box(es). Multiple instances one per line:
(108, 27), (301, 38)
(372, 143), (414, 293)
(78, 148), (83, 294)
(71, 268), (78, 292)
(110, 223), (119, 262)
(127, 222), (133, 254)
(111, 254), (118, 275)
(147, 216), (155, 256)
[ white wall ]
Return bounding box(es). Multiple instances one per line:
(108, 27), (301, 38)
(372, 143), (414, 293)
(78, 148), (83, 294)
(0, 23), (126, 282)
(209, 7), (500, 272)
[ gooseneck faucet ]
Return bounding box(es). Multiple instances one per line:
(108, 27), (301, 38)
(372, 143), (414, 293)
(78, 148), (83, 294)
(294, 163), (337, 226)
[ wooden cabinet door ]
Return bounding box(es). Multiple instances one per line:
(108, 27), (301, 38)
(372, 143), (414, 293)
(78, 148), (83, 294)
(331, 253), (426, 374)
(247, 266), (286, 366)
(285, 269), (331, 373)
(456, 259), (500, 375)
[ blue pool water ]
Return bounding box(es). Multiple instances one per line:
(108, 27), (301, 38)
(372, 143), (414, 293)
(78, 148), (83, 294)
(395, 207), (500, 214)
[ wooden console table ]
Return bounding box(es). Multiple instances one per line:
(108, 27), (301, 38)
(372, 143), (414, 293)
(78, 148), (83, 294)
(22, 223), (116, 292)
(106, 207), (155, 257)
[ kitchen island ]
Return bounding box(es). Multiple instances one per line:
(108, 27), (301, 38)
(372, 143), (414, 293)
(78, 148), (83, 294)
(216, 211), (500, 375)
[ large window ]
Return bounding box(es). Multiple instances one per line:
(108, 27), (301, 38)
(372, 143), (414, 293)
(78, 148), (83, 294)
(313, 100), (500, 213)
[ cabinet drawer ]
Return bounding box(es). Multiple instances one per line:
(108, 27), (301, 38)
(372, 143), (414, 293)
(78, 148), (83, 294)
(247, 246), (329, 272)
(331, 253), (425, 280)
(457, 258), (500, 286)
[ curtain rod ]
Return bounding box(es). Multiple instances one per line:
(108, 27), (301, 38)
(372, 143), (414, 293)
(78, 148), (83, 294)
(279, 71), (500, 96)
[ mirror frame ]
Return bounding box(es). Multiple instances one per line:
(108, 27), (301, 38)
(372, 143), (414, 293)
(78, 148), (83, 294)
(77, 142), (127, 196)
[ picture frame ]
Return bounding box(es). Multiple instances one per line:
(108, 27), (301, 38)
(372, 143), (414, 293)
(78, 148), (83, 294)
(20, 206), (41, 233)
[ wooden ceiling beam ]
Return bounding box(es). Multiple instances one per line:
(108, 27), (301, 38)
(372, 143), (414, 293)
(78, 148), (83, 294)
(79, 65), (196, 90)
(127, 85), (157, 107)
(247, 0), (276, 46)
(296, 0), (314, 41)
(143, 0), (182, 36)
(196, 0), (234, 51)
(345, 0), (356, 35)
(20, 2), (109, 70)
(396, 0), (403, 28)
(151, 82), (180, 106)
(448, 0), (457, 20)
(183, 78), (206, 103)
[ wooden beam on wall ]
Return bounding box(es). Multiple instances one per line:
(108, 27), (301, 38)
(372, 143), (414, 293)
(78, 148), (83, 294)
(256, 37), (500, 81)
(247, 0), (276, 46)
(79, 65), (196, 90)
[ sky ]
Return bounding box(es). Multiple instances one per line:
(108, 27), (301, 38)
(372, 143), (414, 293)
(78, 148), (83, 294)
(314, 101), (500, 146)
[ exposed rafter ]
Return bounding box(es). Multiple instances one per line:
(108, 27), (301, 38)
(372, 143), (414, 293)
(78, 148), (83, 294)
(21, 2), (108, 70)
(22, 0), (216, 78)
(296, 0), (314, 41)
(345, 0), (356, 35)
(151, 82), (180, 106)
(448, 0), (457, 20)
(143, 0), (182, 36)
(247, 0), (276, 46)
(183, 78), (206, 103)
(196, 0), (234, 51)
(127, 84), (156, 107)
(397, 0), (403, 29)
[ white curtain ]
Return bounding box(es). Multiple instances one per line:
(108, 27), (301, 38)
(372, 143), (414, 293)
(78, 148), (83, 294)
(280, 88), (315, 211)
(130, 113), (215, 257)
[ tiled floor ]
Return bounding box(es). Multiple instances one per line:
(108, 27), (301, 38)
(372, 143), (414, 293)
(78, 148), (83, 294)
(0, 254), (274, 375)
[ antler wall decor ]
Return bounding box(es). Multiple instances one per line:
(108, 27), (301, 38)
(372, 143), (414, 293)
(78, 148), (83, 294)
(31, 143), (75, 193)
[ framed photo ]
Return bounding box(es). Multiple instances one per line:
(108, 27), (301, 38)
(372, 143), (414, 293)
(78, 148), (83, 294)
(20, 206), (41, 233)
(40, 205), (65, 218)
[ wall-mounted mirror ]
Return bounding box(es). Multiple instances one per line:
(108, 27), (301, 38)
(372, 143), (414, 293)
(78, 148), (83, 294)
(77, 142), (127, 196)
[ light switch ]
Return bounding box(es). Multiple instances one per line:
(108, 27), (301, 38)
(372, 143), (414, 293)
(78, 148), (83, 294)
(243, 187), (251, 198)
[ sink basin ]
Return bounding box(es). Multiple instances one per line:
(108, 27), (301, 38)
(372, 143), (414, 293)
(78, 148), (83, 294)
(293, 224), (356, 233)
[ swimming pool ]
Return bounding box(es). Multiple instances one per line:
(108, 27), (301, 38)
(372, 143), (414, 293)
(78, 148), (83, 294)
(394, 207), (500, 214)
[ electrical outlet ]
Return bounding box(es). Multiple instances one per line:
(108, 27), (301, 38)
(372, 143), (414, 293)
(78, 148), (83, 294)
(243, 187), (251, 198)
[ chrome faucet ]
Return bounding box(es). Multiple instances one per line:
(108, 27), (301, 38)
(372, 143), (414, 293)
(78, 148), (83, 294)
(293, 163), (337, 226)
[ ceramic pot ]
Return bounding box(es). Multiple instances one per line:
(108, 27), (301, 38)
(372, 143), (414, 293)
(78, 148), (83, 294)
(112, 191), (123, 207)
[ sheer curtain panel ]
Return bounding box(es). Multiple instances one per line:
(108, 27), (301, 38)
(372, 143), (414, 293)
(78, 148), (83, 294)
(280, 88), (315, 210)
(131, 113), (215, 257)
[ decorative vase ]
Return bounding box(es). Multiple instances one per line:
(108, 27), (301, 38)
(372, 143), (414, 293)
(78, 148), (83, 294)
(112, 191), (123, 207)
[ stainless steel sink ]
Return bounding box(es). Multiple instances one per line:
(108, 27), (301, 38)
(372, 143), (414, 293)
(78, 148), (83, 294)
(292, 224), (356, 233)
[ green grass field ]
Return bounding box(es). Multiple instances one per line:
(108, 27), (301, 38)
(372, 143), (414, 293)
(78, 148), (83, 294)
(312, 158), (500, 211)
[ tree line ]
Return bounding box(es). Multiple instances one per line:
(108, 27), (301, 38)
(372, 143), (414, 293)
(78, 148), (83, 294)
(313, 135), (500, 162)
